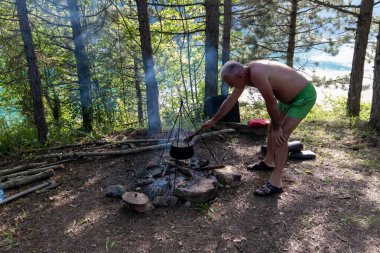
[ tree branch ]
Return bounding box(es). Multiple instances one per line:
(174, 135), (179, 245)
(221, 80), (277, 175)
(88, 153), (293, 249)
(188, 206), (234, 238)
(311, 0), (359, 16)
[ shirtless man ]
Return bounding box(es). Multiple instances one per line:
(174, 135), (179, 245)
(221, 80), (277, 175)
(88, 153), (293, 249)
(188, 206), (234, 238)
(201, 60), (317, 197)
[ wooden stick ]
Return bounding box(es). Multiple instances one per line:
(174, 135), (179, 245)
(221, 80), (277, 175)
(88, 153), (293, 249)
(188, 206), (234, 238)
(1, 164), (64, 181)
(2, 170), (55, 191)
(34, 129), (236, 160)
(0, 181), (51, 205)
(33, 130), (235, 160)
(34, 159), (72, 169)
(24, 138), (174, 153)
(105, 138), (174, 145)
(34, 143), (171, 160)
(213, 122), (267, 136)
(192, 129), (236, 142)
(0, 162), (47, 177)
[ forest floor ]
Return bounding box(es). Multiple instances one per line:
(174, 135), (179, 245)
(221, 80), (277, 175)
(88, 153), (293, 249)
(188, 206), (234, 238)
(0, 120), (380, 253)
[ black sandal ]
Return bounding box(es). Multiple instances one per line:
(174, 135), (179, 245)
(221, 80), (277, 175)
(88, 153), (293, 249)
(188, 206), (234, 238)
(247, 161), (275, 171)
(254, 182), (283, 197)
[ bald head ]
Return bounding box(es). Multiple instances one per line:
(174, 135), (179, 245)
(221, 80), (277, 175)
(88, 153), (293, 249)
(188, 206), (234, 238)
(220, 61), (244, 80)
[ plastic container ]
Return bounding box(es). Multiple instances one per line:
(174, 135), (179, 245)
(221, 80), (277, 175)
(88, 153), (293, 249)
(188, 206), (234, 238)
(0, 182), (5, 201)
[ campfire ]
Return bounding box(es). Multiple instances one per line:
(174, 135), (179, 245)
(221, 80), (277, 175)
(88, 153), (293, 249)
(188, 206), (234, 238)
(120, 154), (242, 212)
(118, 101), (242, 212)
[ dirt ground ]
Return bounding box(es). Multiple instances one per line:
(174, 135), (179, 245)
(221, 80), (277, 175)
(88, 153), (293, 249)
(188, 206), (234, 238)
(1, 123), (380, 253)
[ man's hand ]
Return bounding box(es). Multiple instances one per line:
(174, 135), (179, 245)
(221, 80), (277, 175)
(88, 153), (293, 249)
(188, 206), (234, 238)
(272, 127), (285, 146)
(201, 119), (217, 130)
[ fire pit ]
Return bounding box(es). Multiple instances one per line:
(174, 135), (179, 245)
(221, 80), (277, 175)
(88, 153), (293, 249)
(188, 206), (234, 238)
(133, 156), (242, 209)
(118, 100), (242, 212)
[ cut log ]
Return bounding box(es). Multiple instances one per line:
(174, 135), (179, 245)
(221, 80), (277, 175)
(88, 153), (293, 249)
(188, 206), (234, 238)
(34, 129), (236, 160)
(2, 169), (55, 190)
(0, 162), (47, 177)
(1, 164), (64, 181)
(122, 192), (154, 213)
(0, 181), (51, 205)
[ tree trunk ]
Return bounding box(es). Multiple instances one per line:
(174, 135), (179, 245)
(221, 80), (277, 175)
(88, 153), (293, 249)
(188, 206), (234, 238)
(15, 0), (48, 144)
(187, 34), (195, 105)
(179, 39), (189, 107)
(204, 0), (220, 101)
(286, 0), (298, 67)
(44, 68), (61, 121)
(221, 0), (232, 96)
(370, 22), (380, 131)
(135, 0), (161, 134)
(68, 0), (93, 132)
(347, 0), (374, 116)
(134, 58), (144, 127)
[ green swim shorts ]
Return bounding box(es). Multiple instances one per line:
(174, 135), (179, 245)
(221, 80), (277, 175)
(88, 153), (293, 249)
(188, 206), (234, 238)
(278, 82), (317, 119)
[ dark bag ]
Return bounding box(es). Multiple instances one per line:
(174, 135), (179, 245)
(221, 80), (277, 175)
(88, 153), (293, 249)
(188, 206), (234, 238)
(204, 95), (240, 122)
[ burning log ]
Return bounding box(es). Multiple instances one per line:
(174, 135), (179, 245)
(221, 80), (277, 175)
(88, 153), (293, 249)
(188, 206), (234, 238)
(165, 161), (193, 177)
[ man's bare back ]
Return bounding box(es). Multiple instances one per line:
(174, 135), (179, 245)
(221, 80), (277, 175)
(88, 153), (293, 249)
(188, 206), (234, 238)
(246, 60), (309, 104)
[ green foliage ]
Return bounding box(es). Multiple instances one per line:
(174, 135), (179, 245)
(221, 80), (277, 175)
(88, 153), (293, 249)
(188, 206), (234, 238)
(0, 119), (38, 155)
(0, 227), (17, 251)
(240, 100), (269, 123)
(233, 0), (355, 63)
(0, 0), (376, 155)
(305, 96), (371, 124)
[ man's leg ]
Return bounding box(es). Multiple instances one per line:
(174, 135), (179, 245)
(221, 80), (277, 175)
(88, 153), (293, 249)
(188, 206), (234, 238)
(247, 115), (286, 170)
(254, 116), (302, 196)
(264, 116), (285, 167)
(270, 116), (302, 187)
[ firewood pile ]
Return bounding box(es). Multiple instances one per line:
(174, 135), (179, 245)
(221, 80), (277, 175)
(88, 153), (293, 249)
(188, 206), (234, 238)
(0, 160), (67, 205)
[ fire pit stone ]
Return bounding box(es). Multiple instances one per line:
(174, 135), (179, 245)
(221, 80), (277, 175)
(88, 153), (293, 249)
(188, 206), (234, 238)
(213, 165), (242, 187)
(143, 179), (171, 199)
(174, 176), (218, 202)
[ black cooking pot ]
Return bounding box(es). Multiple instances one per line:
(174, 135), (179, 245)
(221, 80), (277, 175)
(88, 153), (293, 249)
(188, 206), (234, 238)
(170, 139), (194, 160)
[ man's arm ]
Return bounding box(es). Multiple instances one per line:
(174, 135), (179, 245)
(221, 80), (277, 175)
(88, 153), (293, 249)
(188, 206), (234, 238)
(202, 87), (244, 129)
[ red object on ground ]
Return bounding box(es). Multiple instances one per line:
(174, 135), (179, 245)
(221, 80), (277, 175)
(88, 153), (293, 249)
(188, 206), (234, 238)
(247, 118), (270, 128)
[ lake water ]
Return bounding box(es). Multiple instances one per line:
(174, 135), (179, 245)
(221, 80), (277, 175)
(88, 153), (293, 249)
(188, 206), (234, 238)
(241, 43), (374, 104)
